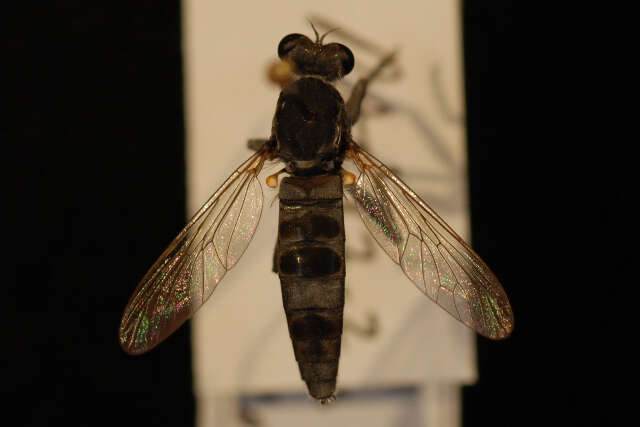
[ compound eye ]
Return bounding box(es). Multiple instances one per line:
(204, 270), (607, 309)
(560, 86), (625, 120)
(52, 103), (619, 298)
(278, 33), (311, 59)
(335, 44), (354, 76)
(322, 43), (354, 78)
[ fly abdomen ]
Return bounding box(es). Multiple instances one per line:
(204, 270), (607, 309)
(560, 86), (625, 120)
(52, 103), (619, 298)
(277, 174), (345, 402)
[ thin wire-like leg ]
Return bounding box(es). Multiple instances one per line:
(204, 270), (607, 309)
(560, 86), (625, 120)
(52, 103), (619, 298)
(271, 241), (279, 274)
(346, 51), (397, 125)
(247, 138), (271, 151)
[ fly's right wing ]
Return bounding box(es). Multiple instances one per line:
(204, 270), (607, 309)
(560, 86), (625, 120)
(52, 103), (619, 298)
(119, 147), (275, 355)
(345, 142), (514, 339)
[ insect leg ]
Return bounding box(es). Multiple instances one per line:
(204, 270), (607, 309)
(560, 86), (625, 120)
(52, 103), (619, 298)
(247, 138), (271, 151)
(271, 240), (279, 273)
(346, 51), (397, 125)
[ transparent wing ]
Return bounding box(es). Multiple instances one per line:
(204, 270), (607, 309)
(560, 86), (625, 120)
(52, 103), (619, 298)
(345, 142), (514, 339)
(119, 148), (273, 354)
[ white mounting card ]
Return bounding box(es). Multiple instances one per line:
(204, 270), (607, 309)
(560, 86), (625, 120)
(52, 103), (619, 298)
(183, 0), (475, 416)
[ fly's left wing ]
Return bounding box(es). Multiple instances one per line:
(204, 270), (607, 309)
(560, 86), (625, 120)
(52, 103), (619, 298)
(119, 148), (274, 354)
(345, 142), (514, 339)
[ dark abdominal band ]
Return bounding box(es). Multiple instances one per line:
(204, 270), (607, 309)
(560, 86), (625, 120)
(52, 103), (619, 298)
(277, 174), (345, 401)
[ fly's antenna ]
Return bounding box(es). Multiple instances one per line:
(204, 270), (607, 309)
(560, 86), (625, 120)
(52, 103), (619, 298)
(308, 19), (320, 43)
(319, 28), (339, 44)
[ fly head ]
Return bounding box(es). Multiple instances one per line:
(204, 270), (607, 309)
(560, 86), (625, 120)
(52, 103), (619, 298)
(277, 33), (354, 81)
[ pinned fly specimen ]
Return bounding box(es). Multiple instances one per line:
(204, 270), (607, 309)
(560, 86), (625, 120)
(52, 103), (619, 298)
(119, 25), (514, 403)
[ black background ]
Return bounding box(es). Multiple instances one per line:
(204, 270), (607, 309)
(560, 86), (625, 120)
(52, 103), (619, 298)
(4, 2), (620, 426)
(4, 2), (193, 426)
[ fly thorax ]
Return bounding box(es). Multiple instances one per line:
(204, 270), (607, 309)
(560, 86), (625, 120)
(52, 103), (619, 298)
(274, 77), (346, 174)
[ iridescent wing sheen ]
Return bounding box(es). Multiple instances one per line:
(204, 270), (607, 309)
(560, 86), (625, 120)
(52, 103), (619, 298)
(119, 148), (273, 354)
(345, 143), (514, 339)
